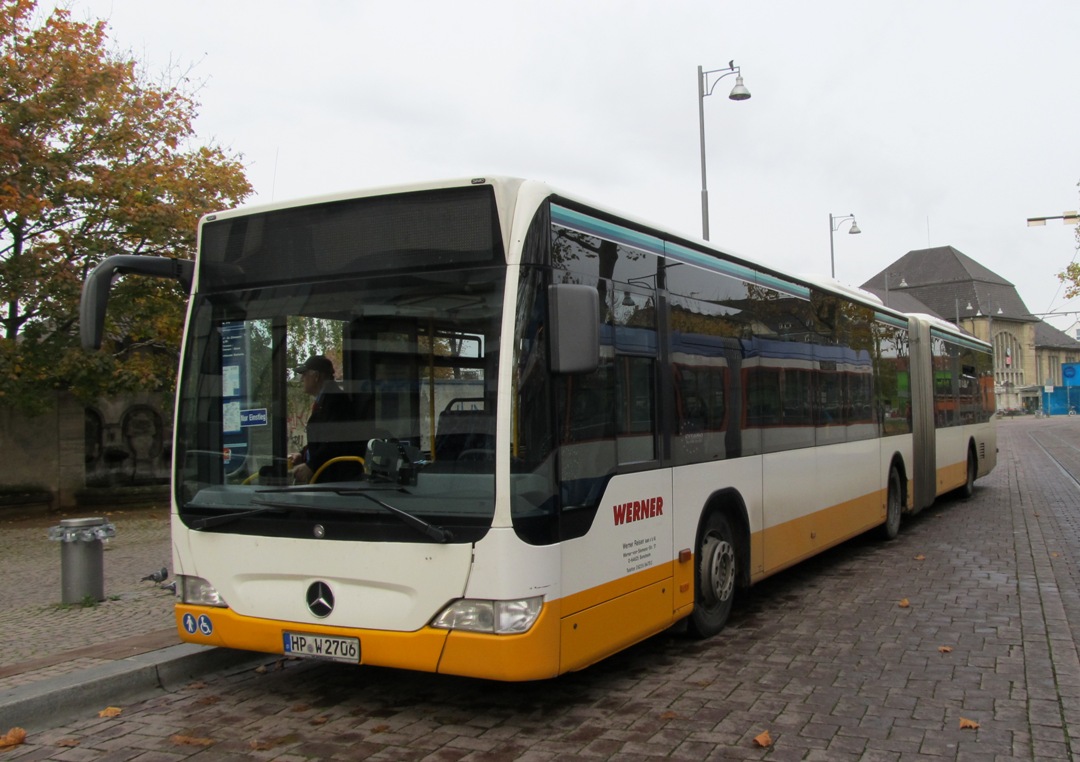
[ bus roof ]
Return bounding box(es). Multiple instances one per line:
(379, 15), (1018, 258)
(197, 175), (987, 349)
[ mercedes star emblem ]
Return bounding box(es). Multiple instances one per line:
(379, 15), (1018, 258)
(306, 580), (334, 618)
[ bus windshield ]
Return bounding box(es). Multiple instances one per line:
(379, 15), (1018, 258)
(175, 193), (505, 544)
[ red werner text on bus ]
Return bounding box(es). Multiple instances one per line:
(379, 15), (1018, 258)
(613, 497), (665, 526)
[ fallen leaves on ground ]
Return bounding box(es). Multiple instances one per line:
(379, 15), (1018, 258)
(171, 734), (215, 747)
(914, 554), (926, 561)
(98, 707), (122, 718)
(659, 711), (679, 720)
(55, 738), (79, 747)
(898, 598), (911, 608)
(0, 728), (26, 749)
(249, 736), (291, 751)
(938, 645), (953, 653)
(753, 730), (773, 748)
(959, 717), (980, 730)
(254, 659), (287, 674)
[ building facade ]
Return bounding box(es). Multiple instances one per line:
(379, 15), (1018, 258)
(863, 246), (1080, 413)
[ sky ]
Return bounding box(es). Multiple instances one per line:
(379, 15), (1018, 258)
(54, 0), (1080, 330)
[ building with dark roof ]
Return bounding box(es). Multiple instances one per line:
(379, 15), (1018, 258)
(862, 246), (1080, 412)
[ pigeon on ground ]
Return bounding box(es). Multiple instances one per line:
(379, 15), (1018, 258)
(141, 566), (168, 583)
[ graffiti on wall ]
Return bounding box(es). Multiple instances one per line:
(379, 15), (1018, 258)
(85, 403), (170, 487)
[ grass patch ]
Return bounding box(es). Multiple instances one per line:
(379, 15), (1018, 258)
(54, 595), (101, 610)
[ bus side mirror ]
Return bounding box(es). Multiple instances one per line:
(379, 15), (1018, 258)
(80, 255), (195, 350)
(548, 284), (599, 374)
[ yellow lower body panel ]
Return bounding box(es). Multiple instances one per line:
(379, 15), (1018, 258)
(175, 605), (449, 674)
(938, 461), (966, 495)
(441, 564), (687, 679)
(175, 566), (684, 681)
(757, 489), (885, 578)
(439, 602), (562, 681)
(559, 576), (674, 674)
(175, 601), (566, 682)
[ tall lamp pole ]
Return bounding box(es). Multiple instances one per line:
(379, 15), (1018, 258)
(698, 61), (751, 241)
(828, 212), (861, 278)
(1027, 209), (1078, 411)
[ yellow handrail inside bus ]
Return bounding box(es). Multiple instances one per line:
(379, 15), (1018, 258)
(310, 456), (366, 484)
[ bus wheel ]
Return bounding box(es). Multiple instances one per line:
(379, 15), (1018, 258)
(961, 449), (976, 499)
(878, 467), (902, 541)
(688, 512), (737, 638)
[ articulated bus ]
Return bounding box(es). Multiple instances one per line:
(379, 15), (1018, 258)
(81, 177), (996, 680)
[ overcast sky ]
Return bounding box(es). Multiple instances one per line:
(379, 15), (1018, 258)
(57, 0), (1080, 329)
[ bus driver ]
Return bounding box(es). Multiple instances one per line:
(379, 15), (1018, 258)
(289, 355), (358, 483)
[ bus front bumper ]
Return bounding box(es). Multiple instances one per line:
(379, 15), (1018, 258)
(174, 601), (561, 681)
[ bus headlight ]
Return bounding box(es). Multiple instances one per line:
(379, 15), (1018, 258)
(432, 596), (543, 634)
(179, 575), (229, 608)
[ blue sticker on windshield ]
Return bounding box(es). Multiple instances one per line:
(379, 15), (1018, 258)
(240, 408), (268, 427)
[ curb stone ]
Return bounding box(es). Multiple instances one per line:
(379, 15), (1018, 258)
(0, 644), (265, 733)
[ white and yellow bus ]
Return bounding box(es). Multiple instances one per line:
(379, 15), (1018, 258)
(81, 177), (996, 680)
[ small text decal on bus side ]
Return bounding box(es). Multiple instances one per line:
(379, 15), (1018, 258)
(612, 497), (664, 526)
(622, 536), (657, 573)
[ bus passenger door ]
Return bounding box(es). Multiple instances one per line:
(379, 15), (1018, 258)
(556, 353), (674, 672)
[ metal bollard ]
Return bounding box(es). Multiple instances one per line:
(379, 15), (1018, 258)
(48, 517), (116, 604)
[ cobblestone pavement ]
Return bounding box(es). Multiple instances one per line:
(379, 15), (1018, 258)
(0, 506), (176, 690)
(5, 417), (1080, 759)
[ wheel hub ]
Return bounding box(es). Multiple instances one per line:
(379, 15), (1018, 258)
(703, 536), (735, 605)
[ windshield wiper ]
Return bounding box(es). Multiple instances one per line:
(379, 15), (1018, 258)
(187, 504), (286, 530)
(254, 486), (454, 543)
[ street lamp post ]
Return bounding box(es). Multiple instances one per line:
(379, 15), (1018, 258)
(828, 213), (861, 278)
(698, 61), (751, 241)
(883, 271), (906, 307)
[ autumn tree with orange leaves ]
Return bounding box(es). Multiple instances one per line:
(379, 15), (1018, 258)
(0, 0), (250, 412)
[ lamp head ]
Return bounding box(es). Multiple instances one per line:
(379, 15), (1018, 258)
(728, 75), (751, 101)
(848, 221), (861, 235)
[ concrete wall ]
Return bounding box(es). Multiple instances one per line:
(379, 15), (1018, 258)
(0, 391), (171, 510)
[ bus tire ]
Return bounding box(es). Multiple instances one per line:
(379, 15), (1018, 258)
(688, 512), (737, 638)
(878, 466), (902, 541)
(961, 448), (976, 499)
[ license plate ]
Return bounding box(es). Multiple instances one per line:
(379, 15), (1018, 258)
(282, 631), (360, 663)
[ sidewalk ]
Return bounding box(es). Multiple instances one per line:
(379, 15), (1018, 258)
(0, 505), (258, 732)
